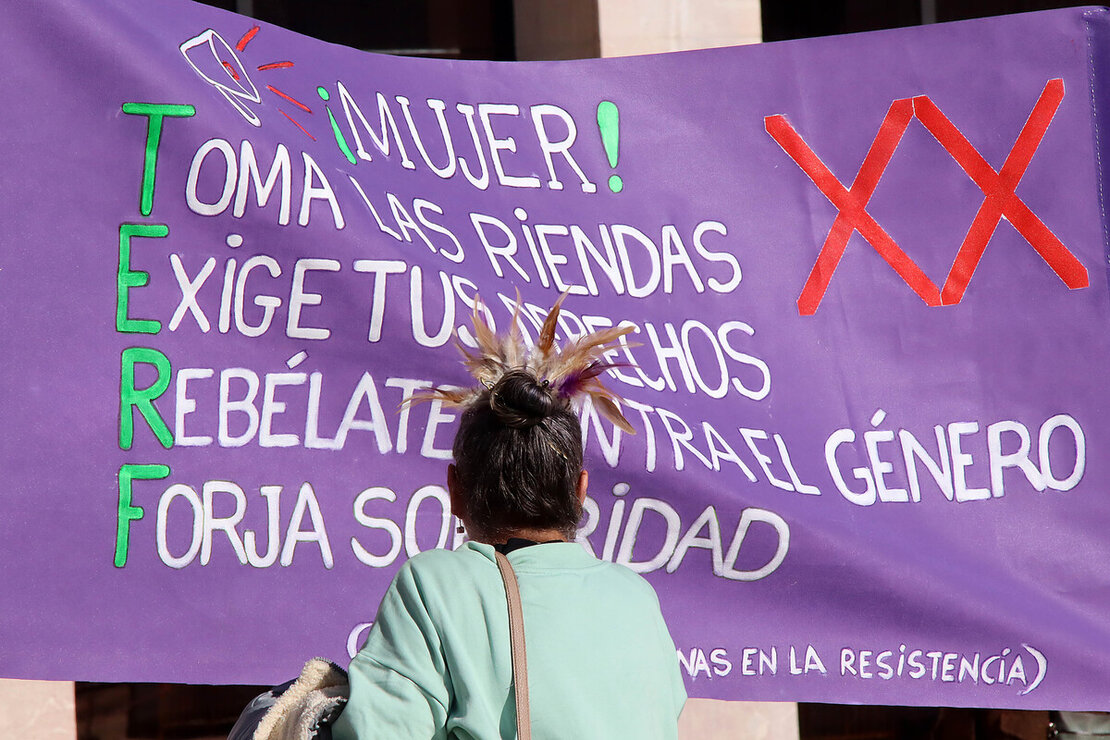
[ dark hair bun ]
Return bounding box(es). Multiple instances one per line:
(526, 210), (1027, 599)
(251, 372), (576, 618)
(489, 370), (558, 428)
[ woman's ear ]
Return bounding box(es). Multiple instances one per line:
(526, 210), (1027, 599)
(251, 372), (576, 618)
(447, 464), (466, 519)
(576, 469), (589, 504)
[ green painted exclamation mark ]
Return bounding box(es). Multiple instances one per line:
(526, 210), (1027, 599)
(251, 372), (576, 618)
(318, 85), (356, 165)
(597, 100), (622, 193)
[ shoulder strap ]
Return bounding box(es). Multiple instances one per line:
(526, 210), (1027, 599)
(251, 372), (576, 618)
(494, 550), (531, 740)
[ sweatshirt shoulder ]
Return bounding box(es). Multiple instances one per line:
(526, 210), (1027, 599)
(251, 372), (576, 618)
(600, 558), (664, 599)
(397, 545), (495, 585)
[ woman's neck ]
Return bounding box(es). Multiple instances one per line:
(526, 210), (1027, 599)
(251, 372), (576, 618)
(474, 526), (567, 545)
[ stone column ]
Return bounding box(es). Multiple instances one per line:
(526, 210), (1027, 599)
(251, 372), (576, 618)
(0, 679), (76, 740)
(598, 0), (761, 56)
(593, 2), (794, 738)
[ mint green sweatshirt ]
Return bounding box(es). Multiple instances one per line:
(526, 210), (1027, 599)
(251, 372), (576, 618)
(332, 541), (686, 739)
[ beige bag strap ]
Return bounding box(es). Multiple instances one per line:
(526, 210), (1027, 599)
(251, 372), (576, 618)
(494, 551), (531, 740)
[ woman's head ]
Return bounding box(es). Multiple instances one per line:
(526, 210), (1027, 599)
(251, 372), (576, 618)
(450, 369), (584, 542)
(424, 295), (635, 542)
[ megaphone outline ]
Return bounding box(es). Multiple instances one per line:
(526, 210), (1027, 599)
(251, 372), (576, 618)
(180, 29), (262, 127)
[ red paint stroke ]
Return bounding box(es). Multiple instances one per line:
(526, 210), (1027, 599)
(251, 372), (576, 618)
(257, 61), (295, 71)
(221, 61), (240, 80)
(281, 109), (316, 141)
(267, 85), (312, 114)
(236, 25), (260, 51)
(766, 103), (941, 315)
(912, 78), (1087, 303)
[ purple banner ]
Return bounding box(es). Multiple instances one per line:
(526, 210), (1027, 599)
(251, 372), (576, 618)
(3, 0), (1110, 710)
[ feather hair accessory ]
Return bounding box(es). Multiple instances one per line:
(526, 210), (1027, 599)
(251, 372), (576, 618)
(418, 294), (637, 434)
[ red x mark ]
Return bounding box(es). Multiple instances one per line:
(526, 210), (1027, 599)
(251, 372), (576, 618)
(766, 78), (1088, 315)
(767, 100), (940, 315)
(913, 78), (1088, 304)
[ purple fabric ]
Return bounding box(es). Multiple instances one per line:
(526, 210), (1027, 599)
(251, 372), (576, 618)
(2, 0), (1110, 709)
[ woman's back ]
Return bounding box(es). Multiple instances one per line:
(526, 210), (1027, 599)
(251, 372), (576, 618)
(333, 542), (685, 739)
(334, 299), (685, 738)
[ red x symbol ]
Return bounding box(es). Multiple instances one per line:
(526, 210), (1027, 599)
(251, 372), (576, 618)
(767, 78), (1088, 315)
(766, 101), (941, 315)
(913, 78), (1088, 304)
